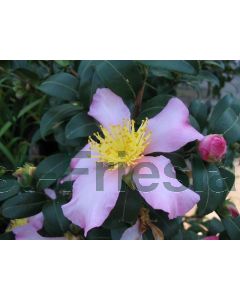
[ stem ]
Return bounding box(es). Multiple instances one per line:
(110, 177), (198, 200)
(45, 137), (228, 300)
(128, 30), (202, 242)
(133, 67), (148, 118)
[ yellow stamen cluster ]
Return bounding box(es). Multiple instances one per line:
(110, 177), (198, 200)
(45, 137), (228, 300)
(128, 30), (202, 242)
(89, 119), (151, 169)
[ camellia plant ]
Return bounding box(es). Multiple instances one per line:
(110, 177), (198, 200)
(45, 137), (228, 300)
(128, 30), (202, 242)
(0, 60), (240, 240)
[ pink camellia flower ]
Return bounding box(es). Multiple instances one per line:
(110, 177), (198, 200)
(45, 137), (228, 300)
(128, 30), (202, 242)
(198, 134), (227, 163)
(62, 88), (204, 236)
(13, 189), (65, 240)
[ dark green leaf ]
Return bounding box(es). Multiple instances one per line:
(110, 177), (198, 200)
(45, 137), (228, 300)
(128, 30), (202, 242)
(209, 95), (240, 128)
(104, 186), (143, 229)
(35, 153), (70, 189)
(40, 104), (81, 138)
(0, 179), (20, 202)
(1, 192), (47, 218)
(95, 60), (142, 99)
(140, 60), (196, 74)
(222, 216), (240, 239)
(39, 72), (79, 100)
(42, 200), (70, 236)
(210, 107), (240, 144)
(65, 112), (98, 139)
(189, 100), (208, 129)
(204, 218), (224, 235)
(192, 156), (234, 216)
(0, 232), (15, 240)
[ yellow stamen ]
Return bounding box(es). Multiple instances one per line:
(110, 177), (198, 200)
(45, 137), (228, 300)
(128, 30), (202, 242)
(89, 119), (151, 169)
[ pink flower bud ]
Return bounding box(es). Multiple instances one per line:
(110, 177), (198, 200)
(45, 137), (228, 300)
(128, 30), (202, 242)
(198, 134), (227, 162)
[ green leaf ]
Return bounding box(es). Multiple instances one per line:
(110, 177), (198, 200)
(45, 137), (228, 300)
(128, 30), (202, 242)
(42, 200), (70, 236)
(35, 153), (70, 189)
(17, 98), (43, 119)
(54, 125), (85, 147)
(222, 216), (240, 239)
(0, 142), (15, 165)
(210, 107), (240, 144)
(203, 60), (225, 70)
(39, 72), (79, 100)
(0, 232), (15, 240)
(104, 186), (143, 229)
(189, 115), (200, 131)
(0, 121), (12, 138)
(55, 60), (71, 67)
(197, 70), (220, 86)
(140, 60), (196, 74)
(40, 104), (81, 138)
(0, 179), (20, 202)
(189, 100), (208, 129)
(163, 153), (187, 169)
(1, 192), (47, 218)
(95, 60), (142, 99)
(204, 218), (224, 235)
(78, 60), (102, 107)
(209, 95), (240, 128)
(65, 112), (98, 139)
(78, 60), (143, 106)
(192, 156), (234, 216)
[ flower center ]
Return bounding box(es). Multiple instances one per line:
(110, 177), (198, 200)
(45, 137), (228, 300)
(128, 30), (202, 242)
(89, 119), (151, 169)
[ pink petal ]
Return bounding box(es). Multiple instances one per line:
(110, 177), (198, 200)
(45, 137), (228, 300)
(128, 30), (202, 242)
(121, 220), (142, 240)
(44, 188), (57, 200)
(144, 98), (204, 154)
(61, 144), (98, 183)
(203, 236), (219, 240)
(13, 224), (65, 240)
(88, 88), (131, 128)
(28, 213), (44, 231)
(133, 156), (200, 219)
(62, 167), (122, 236)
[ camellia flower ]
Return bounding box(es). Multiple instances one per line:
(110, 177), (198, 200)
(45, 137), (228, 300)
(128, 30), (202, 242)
(63, 88), (204, 235)
(198, 134), (227, 163)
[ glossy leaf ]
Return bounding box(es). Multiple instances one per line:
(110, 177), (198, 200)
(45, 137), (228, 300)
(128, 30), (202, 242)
(42, 200), (70, 236)
(39, 72), (79, 100)
(1, 192), (47, 218)
(222, 216), (240, 240)
(140, 60), (196, 74)
(40, 104), (81, 138)
(35, 153), (70, 189)
(65, 112), (98, 139)
(192, 156), (234, 216)
(0, 179), (20, 202)
(210, 107), (240, 144)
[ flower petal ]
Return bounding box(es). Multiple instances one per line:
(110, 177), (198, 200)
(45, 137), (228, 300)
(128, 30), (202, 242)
(44, 188), (57, 200)
(121, 220), (142, 240)
(133, 155), (200, 219)
(144, 97), (204, 154)
(61, 144), (98, 183)
(88, 88), (131, 128)
(28, 213), (44, 231)
(62, 167), (122, 236)
(13, 224), (65, 240)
